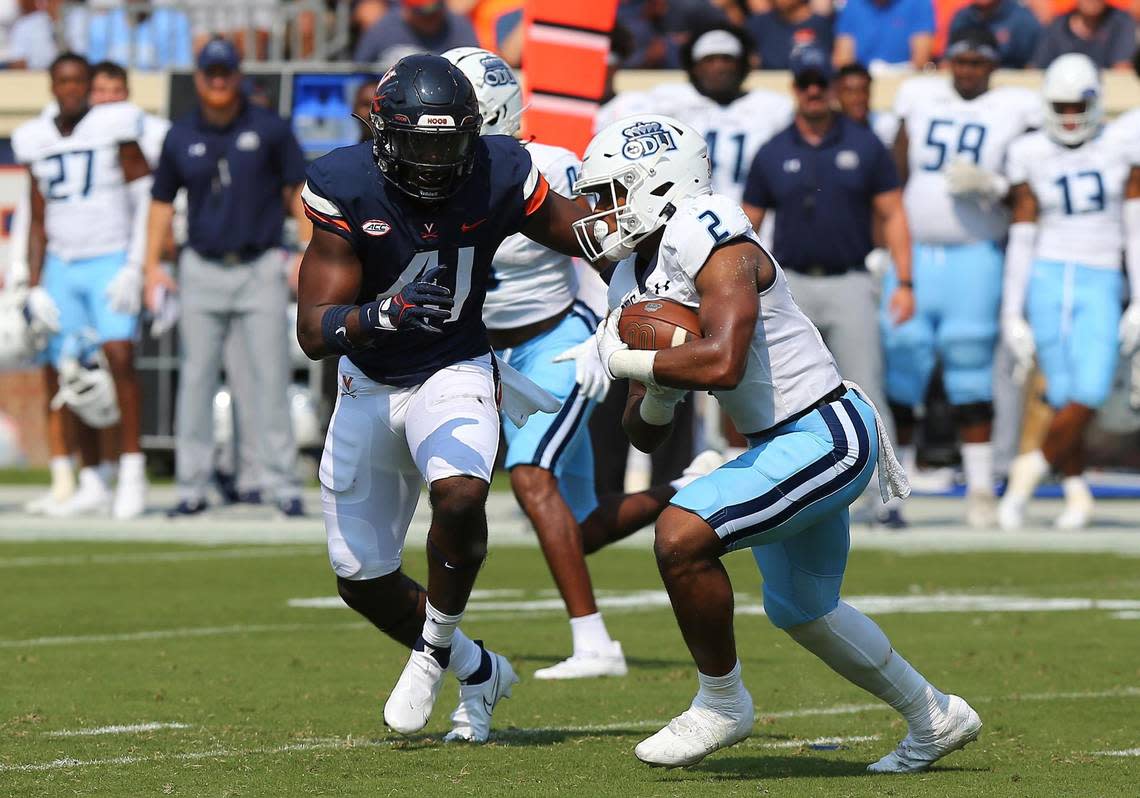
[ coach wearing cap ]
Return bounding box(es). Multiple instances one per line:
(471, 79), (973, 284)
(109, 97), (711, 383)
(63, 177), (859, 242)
(142, 37), (306, 517)
(742, 46), (913, 517)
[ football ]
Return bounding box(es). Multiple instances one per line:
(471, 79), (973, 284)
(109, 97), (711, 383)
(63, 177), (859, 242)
(618, 298), (702, 350)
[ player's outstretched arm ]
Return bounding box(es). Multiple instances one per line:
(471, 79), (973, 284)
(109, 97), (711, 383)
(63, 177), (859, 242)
(520, 187), (591, 260)
(296, 227), (367, 359)
(652, 241), (767, 391)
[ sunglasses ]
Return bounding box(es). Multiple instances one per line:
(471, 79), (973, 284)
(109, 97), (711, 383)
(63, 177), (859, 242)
(794, 71), (830, 91)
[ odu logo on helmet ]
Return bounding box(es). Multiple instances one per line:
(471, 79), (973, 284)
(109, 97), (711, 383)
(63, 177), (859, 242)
(480, 54), (516, 87)
(621, 121), (677, 160)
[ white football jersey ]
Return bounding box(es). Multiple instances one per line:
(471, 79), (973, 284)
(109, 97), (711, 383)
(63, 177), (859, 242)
(647, 83), (793, 202)
(1007, 128), (1134, 269)
(607, 193), (840, 434)
(483, 141), (581, 330)
(870, 110), (900, 149)
(896, 77), (1040, 244)
(11, 101), (144, 262)
(1106, 107), (1140, 161)
(594, 89), (658, 134)
(140, 113), (171, 169)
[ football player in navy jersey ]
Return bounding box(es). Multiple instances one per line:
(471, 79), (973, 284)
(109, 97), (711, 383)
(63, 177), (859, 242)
(295, 55), (590, 743)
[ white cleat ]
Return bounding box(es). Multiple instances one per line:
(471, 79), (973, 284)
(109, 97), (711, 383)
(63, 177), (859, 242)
(997, 496), (1025, 531)
(383, 647), (447, 735)
(533, 641), (628, 680)
(634, 691), (753, 768)
(672, 450), (726, 491)
(45, 477), (110, 517)
(112, 473), (148, 520)
(964, 489), (998, 529)
(1056, 478), (1094, 530)
(868, 695), (982, 774)
(444, 644), (519, 743)
(24, 483), (74, 515)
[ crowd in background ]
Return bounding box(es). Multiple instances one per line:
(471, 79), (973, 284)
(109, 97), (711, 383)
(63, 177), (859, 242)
(0, 0), (1137, 71)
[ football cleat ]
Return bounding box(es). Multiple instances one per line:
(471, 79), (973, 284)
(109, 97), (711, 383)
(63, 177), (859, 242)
(1056, 478), (1093, 530)
(45, 472), (110, 517)
(998, 451), (1049, 530)
(384, 646), (448, 735)
(112, 470), (147, 521)
(634, 690), (753, 768)
(868, 695), (982, 774)
(534, 641), (628, 680)
(24, 482), (74, 515)
(444, 643), (518, 743)
(964, 489), (997, 529)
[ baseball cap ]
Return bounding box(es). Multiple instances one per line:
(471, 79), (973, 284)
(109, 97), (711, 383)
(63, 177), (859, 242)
(945, 26), (1000, 62)
(691, 29), (744, 62)
(197, 37), (240, 72)
(789, 45), (833, 84)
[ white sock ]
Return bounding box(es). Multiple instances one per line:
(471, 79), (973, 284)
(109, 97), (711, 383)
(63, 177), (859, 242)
(786, 602), (948, 734)
(960, 442), (993, 496)
(695, 660), (747, 716)
(422, 600), (462, 649)
(447, 628), (482, 680)
(1007, 449), (1049, 503)
(98, 460), (118, 487)
(1062, 475), (1090, 502)
(119, 452), (145, 482)
(569, 612), (613, 655)
(898, 444), (917, 476)
(50, 456), (74, 492)
(77, 466), (106, 493)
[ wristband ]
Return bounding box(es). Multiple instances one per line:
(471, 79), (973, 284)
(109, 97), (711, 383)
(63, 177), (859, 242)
(320, 304), (357, 355)
(897, 280), (913, 289)
(639, 391), (681, 426)
(608, 349), (658, 389)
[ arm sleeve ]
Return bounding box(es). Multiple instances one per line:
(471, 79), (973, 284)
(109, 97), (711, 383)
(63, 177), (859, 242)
(301, 166), (357, 245)
(742, 147), (774, 208)
(150, 132), (183, 203)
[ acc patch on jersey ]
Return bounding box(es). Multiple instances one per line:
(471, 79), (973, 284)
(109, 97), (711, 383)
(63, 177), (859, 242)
(361, 219), (392, 237)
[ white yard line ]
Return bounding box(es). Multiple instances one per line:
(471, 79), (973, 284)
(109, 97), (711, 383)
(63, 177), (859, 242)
(0, 546), (321, 569)
(45, 722), (190, 738)
(0, 622), (367, 649)
(1092, 748), (1140, 757)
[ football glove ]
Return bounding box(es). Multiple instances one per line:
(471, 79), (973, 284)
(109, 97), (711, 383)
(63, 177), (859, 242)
(945, 157), (1009, 201)
(361, 266), (454, 334)
(106, 267), (142, 316)
(552, 337), (611, 403)
(1119, 303), (1140, 356)
(23, 286), (60, 336)
(594, 307), (629, 381)
(1002, 316), (1036, 384)
(863, 247), (890, 279)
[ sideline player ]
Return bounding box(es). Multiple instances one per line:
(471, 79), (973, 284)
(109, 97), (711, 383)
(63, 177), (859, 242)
(12, 53), (151, 519)
(887, 28), (1039, 527)
(998, 54), (1140, 530)
(295, 55), (592, 742)
(574, 114), (981, 770)
(444, 46), (721, 679)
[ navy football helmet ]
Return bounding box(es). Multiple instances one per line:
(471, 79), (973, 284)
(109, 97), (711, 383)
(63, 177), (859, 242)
(370, 54), (483, 203)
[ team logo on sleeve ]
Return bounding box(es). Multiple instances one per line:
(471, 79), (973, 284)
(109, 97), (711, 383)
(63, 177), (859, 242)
(620, 121), (677, 160)
(361, 219), (391, 236)
(480, 55), (516, 86)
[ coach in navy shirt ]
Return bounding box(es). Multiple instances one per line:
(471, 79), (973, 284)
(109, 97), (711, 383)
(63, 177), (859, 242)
(142, 37), (306, 518)
(742, 46), (914, 523)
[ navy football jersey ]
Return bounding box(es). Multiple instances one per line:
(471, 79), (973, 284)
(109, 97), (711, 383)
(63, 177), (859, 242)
(302, 135), (549, 387)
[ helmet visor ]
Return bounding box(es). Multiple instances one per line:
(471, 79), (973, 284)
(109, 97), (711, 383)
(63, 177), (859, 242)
(386, 127), (477, 167)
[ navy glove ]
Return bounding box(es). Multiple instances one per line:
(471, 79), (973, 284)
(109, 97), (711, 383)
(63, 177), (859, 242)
(361, 266), (454, 334)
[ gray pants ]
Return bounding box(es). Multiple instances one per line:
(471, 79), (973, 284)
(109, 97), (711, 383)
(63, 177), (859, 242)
(176, 248), (298, 503)
(784, 269), (896, 445)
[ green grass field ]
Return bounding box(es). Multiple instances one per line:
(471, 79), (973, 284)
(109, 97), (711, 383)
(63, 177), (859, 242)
(2, 538), (1138, 797)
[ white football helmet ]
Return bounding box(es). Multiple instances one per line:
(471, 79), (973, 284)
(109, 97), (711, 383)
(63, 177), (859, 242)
(1043, 53), (1102, 146)
(572, 115), (711, 262)
(443, 47), (524, 137)
(0, 290), (36, 371)
(51, 333), (120, 429)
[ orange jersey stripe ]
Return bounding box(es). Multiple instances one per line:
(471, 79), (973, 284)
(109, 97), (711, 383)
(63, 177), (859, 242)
(524, 173), (550, 217)
(303, 201), (352, 234)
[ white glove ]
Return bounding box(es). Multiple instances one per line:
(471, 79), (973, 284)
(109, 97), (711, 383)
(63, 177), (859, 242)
(1002, 316), (1036, 384)
(595, 307), (629, 381)
(1119, 303), (1140, 356)
(944, 157), (1009, 201)
(105, 267), (142, 316)
(552, 338), (611, 403)
(864, 247), (890, 279)
(24, 286), (60, 335)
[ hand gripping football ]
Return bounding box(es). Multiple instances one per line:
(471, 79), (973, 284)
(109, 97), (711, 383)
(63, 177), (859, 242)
(617, 299), (702, 350)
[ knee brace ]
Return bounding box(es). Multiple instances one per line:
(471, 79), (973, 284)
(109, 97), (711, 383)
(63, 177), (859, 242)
(951, 401), (994, 427)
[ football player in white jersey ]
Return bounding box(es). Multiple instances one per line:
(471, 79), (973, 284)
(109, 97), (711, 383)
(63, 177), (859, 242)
(444, 46), (721, 680)
(887, 27), (1040, 527)
(571, 114), (980, 771)
(998, 55), (1140, 530)
(12, 53), (152, 519)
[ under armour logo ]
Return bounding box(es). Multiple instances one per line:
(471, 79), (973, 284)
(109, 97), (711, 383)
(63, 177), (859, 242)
(650, 279), (671, 293)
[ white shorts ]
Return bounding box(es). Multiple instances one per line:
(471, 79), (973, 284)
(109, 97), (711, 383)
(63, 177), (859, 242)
(320, 355), (500, 581)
